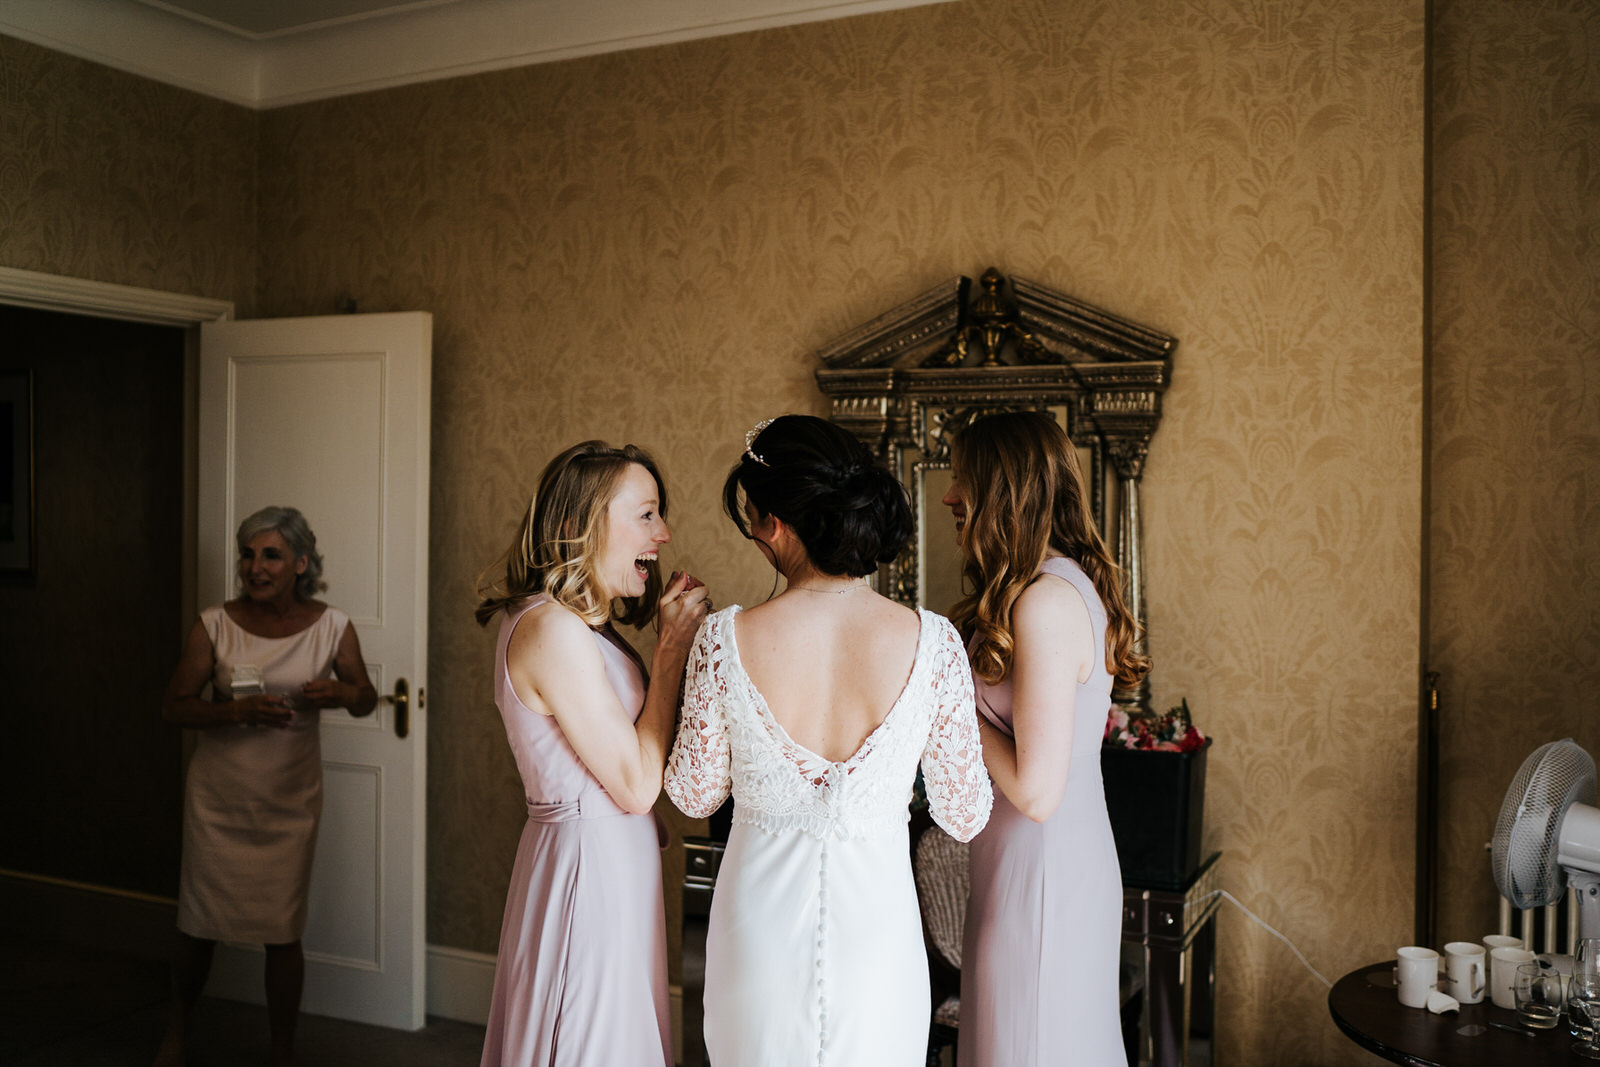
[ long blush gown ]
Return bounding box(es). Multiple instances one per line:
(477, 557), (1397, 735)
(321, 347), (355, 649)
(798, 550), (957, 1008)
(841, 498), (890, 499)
(666, 606), (992, 1067)
(959, 556), (1125, 1067)
(177, 604), (348, 944)
(480, 596), (671, 1067)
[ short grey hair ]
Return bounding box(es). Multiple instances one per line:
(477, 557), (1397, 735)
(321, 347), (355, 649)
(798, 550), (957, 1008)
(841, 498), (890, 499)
(236, 505), (327, 599)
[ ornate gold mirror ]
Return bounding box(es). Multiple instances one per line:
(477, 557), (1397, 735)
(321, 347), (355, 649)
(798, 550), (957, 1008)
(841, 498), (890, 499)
(814, 268), (1176, 708)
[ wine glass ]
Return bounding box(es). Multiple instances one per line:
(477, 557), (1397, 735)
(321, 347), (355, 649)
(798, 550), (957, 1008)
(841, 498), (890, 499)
(1574, 939), (1600, 1040)
(1572, 973), (1600, 1058)
(1577, 938), (1600, 975)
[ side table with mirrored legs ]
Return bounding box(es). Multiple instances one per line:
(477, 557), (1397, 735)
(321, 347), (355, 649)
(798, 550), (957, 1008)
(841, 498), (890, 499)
(1121, 851), (1221, 1067)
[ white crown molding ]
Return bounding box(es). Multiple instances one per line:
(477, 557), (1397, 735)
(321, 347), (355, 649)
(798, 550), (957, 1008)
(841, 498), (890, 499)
(0, 0), (954, 110)
(0, 266), (235, 325)
(0, 0), (261, 107)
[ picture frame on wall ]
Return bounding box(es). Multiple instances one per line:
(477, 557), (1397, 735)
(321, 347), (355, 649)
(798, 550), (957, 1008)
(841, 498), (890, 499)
(1, 369), (35, 577)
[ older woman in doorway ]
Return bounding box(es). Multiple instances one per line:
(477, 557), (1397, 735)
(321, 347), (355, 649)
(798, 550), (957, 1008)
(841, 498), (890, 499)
(156, 505), (377, 1067)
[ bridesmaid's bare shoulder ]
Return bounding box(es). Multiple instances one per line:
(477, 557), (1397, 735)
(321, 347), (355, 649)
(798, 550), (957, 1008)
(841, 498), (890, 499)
(507, 597), (595, 659)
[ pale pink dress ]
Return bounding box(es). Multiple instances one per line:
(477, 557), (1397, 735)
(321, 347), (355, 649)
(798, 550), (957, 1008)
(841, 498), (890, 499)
(480, 596), (671, 1067)
(959, 557), (1124, 1067)
(177, 604), (348, 944)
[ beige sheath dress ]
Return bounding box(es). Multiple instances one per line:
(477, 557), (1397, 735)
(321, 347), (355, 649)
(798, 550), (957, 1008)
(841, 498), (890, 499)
(176, 604), (348, 944)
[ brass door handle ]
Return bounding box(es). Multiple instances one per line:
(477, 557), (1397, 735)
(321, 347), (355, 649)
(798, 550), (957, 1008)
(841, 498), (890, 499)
(384, 678), (410, 738)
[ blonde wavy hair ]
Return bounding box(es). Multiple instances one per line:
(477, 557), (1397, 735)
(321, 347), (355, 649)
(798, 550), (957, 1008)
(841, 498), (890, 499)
(948, 410), (1150, 689)
(475, 441), (667, 629)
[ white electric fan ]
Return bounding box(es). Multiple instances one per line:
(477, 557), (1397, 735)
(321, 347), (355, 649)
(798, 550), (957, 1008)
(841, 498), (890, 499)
(1493, 738), (1600, 940)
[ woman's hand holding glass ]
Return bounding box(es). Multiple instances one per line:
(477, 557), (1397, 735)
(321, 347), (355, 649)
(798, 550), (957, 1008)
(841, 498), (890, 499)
(232, 692), (295, 728)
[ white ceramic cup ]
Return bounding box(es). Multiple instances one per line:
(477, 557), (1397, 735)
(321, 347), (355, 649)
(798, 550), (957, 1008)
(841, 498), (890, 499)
(1443, 941), (1486, 1004)
(1491, 946), (1537, 1009)
(1397, 946), (1441, 1009)
(1484, 933), (1524, 955)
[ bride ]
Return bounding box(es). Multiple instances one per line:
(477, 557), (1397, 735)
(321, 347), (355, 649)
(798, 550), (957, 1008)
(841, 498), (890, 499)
(666, 414), (992, 1067)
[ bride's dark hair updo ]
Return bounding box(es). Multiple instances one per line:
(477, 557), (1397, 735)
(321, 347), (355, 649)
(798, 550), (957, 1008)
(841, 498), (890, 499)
(723, 414), (912, 578)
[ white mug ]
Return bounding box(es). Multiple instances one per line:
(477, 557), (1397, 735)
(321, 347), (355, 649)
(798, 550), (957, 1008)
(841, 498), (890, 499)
(1484, 933), (1524, 955)
(1397, 946), (1440, 1009)
(1443, 941), (1486, 1004)
(1490, 946), (1537, 1009)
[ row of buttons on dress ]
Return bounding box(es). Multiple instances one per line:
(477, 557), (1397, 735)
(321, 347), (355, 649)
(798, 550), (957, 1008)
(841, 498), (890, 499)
(816, 838), (829, 1064)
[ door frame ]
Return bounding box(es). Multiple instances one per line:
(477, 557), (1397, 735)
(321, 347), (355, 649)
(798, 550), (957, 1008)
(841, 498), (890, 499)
(0, 266), (233, 629)
(0, 267), (495, 1026)
(0, 266), (232, 961)
(0, 265), (235, 325)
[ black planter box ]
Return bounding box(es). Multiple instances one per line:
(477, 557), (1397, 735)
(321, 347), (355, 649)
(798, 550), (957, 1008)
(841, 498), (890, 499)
(1101, 738), (1212, 890)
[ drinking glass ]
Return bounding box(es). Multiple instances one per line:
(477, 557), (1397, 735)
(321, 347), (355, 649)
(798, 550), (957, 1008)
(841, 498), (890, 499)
(1515, 962), (1563, 1029)
(1577, 939), (1600, 977)
(1575, 940), (1600, 1039)
(1571, 973), (1600, 1058)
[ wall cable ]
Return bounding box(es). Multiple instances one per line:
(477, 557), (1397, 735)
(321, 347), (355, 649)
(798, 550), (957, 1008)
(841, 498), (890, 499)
(1192, 888), (1333, 989)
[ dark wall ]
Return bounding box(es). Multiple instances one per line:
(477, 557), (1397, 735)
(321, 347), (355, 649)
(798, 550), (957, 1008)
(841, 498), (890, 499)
(0, 305), (186, 897)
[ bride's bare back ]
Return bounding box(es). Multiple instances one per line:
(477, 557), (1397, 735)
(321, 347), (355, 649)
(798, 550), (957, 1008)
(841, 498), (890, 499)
(734, 588), (922, 763)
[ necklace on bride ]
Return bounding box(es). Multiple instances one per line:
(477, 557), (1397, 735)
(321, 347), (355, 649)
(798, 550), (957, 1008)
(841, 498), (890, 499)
(785, 577), (870, 596)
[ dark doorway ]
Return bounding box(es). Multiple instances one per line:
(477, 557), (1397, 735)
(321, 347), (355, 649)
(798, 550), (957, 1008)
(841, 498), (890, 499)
(0, 304), (187, 897)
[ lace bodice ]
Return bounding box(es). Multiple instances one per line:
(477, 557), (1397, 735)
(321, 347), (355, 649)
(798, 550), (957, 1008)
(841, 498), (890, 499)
(665, 606), (992, 843)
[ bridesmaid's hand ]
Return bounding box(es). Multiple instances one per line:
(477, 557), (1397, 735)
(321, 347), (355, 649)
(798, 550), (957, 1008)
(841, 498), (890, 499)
(656, 571), (710, 659)
(232, 693), (293, 728)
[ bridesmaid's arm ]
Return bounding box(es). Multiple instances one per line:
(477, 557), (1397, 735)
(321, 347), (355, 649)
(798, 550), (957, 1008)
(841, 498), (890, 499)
(637, 573), (711, 786)
(978, 574), (1093, 823)
(510, 574), (707, 815)
(161, 617), (294, 729)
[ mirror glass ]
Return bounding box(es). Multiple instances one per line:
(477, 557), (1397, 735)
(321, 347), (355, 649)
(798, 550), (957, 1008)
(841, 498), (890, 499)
(812, 268), (1173, 706)
(891, 403), (1115, 615)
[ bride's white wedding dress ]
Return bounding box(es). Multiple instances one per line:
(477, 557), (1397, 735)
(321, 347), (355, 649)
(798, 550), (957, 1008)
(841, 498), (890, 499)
(666, 605), (991, 1067)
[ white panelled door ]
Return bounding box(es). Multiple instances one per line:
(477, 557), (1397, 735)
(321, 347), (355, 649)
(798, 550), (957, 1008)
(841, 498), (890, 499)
(196, 313), (431, 1030)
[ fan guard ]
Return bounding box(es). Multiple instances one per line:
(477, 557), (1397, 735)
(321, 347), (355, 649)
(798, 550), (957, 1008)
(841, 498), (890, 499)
(1492, 739), (1598, 909)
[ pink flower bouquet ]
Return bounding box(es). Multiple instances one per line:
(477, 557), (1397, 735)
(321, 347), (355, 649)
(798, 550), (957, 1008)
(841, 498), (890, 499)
(1103, 698), (1206, 752)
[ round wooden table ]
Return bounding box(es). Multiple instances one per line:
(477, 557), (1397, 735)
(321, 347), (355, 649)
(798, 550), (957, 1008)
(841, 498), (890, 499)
(1330, 962), (1596, 1066)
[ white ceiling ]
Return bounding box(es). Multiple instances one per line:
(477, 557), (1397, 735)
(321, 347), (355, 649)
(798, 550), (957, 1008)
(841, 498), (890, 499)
(0, 0), (951, 108)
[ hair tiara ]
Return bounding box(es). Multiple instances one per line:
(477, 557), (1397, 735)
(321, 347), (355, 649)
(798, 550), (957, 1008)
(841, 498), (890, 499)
(743, 417), (776, 466)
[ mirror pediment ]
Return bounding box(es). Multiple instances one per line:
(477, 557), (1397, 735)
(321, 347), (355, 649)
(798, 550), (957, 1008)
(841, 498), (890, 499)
(814, 268), (1177, 709)
(816, 269), (1175, 471)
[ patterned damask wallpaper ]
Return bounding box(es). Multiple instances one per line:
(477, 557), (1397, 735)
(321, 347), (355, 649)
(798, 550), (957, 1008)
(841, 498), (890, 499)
(249, 4), (1426, 1062)
(0, 37), (257, 307)
(16, 0), (1592, 1062)
(1430, 0), (1600, 951)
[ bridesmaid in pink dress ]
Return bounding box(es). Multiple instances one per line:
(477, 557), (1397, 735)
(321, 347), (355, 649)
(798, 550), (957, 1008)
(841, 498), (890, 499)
(474, 441), (709, 1067)
(941, 411), (1152, 1067)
